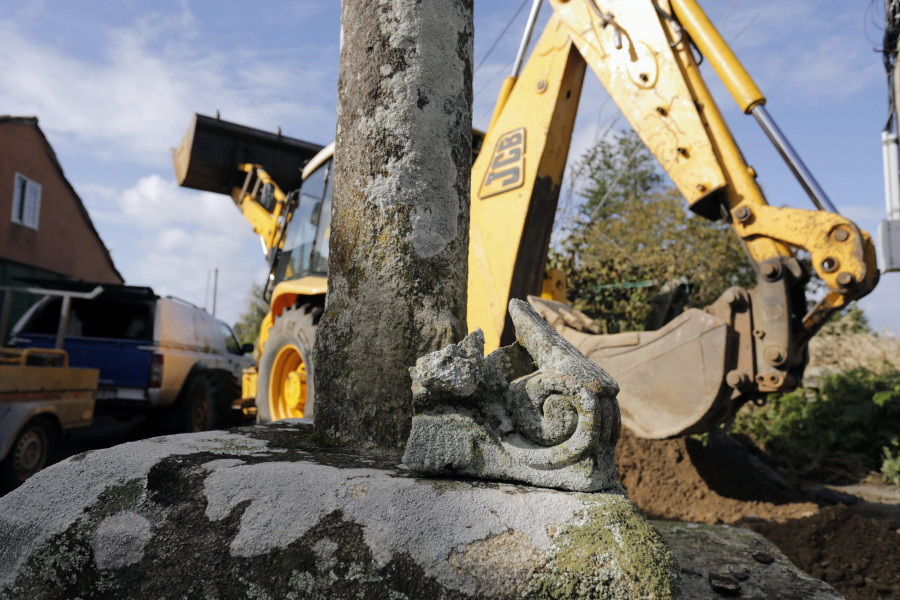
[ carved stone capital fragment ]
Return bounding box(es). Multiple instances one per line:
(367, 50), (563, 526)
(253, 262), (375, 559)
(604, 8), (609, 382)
(402, 299), (622, 492)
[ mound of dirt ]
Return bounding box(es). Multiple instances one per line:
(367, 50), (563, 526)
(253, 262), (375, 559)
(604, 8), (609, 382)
(744, 506), (900, 600)
(615, 429), (818, 523)
(615, 429), (900, 600)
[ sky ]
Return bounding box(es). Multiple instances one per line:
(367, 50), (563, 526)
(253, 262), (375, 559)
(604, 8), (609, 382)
(2, 0), (898, 333)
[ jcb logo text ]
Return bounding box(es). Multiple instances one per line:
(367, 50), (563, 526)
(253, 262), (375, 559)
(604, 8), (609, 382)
(479, 128), (525, 199)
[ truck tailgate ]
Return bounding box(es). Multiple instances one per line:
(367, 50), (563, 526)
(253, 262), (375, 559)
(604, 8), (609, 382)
(11, 335), (153, 389)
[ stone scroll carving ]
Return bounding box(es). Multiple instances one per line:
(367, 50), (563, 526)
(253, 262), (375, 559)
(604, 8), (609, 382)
(402, 299), (622, 492)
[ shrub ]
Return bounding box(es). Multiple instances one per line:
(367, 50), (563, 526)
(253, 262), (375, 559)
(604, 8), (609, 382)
(733, 368), (900, 485)
(883, 443), (900, 487)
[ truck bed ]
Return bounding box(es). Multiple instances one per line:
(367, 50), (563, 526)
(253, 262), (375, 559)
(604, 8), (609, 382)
(11, 334), (152, 389)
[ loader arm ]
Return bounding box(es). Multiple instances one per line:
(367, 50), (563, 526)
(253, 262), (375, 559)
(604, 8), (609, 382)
(231, 163), (291, 255)
(470, 0), (878, 437)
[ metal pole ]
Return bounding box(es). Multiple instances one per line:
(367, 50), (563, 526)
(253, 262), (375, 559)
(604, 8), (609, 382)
(511, 0), (543, 78)
(204, 269), (211, 310)
(212, 267), (219, 317)
(750, 105), (839, 214)
(55, 296), (72, 350)
(884, 130), (900, 219)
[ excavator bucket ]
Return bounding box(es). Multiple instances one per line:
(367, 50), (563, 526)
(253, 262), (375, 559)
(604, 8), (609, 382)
(529, 292), (754, 439)
(172, 113), (323, 195)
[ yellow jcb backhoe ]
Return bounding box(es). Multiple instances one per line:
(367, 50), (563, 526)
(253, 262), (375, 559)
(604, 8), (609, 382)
(173, 0), (878, 439)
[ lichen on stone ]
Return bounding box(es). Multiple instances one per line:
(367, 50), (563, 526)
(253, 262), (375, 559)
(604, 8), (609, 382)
(0, 417), (690, 599)
(0, 478), (149, 600)
(91, 511), (153, 570)
(521, 494), (682, 600)
(448, 529), (546, 598)
(313, 0), (472, 453)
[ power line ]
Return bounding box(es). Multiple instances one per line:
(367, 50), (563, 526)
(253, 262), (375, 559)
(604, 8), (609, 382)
(474, 0), (531, 75)
(473, 0), (533, 124)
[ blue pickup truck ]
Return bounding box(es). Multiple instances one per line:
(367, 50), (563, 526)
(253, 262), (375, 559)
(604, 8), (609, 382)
(1, 285), (101, 493)
(8, 283), (253, 434)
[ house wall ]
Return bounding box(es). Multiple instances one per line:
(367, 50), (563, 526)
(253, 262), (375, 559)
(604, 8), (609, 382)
(0, 119), (122, 285)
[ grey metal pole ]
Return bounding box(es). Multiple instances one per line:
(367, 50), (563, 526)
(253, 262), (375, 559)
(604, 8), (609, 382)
(212, 267), (218, 317)
(55, 295), (72, 350)
(751, 105), (839, 214)
(884, 130), (900, 219)
(511, 0), (543, 78)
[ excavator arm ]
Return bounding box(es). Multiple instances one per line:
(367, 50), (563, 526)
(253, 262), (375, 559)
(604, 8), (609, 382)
(470, 0), (879, 437)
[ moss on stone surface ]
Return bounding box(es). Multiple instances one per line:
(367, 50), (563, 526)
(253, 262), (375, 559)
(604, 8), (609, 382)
(1, 447), (474, 600)
(89, 478), (144, 521)
(233, 423), (403, 471)
(1, 422), (680, 600)
(0, 521), (112, 600)
(521, 494), (682, 599)
(203, 438), (269, 454)
(0, 481), (146, 600)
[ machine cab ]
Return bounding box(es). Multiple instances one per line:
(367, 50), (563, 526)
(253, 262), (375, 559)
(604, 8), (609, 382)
(268, 145), (335, 294)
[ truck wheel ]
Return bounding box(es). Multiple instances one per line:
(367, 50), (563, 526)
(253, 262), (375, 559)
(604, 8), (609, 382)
(0, 417), (55, 493)
(208, 371), (243, 429)
(256, 304), (319, 423)
(182, 374), (215, 433)
(173, 372), (242, 434)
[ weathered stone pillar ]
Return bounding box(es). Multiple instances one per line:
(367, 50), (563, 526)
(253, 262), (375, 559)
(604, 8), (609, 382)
(314, 0), (473, 451)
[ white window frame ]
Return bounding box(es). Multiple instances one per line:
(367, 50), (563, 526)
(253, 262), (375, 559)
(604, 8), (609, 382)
(12, 173), (41, 230)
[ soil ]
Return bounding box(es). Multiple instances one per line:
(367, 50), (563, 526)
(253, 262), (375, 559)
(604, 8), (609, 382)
(749, 507), (900, 600)
(616, 429), (900, 600)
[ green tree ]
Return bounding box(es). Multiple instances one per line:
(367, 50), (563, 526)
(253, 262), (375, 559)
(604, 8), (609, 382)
(551, 129), (754, 331)
(822, 301), (871, 335)
(733, 367), (900, 484)
(233, 283), (268, 347)
(575, 128), (665, 219)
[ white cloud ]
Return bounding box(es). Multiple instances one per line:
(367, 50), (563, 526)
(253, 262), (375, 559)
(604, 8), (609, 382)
(110, 175), (248, 233)
(78, 175), (268, 326)
(710, 0), (880, 105)
(0, 9), (338, 170)
(858, 273), (900, 335)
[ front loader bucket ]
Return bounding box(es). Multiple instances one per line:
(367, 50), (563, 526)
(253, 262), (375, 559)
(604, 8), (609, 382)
(172, 114), (323, 196)
(529, 297), (741, 439)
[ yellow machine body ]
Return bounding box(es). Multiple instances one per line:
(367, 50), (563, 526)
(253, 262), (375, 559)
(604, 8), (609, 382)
(176, 0), (878, 437)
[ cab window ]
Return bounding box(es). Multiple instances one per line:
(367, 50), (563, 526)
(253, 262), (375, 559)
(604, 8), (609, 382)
(274, 163), (325, 282)
(311, 162), (333, 274)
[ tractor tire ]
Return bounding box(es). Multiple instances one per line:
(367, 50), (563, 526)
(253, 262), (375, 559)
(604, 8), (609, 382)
(0, 416), (55, 493)
(256, 304), (320, 423)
